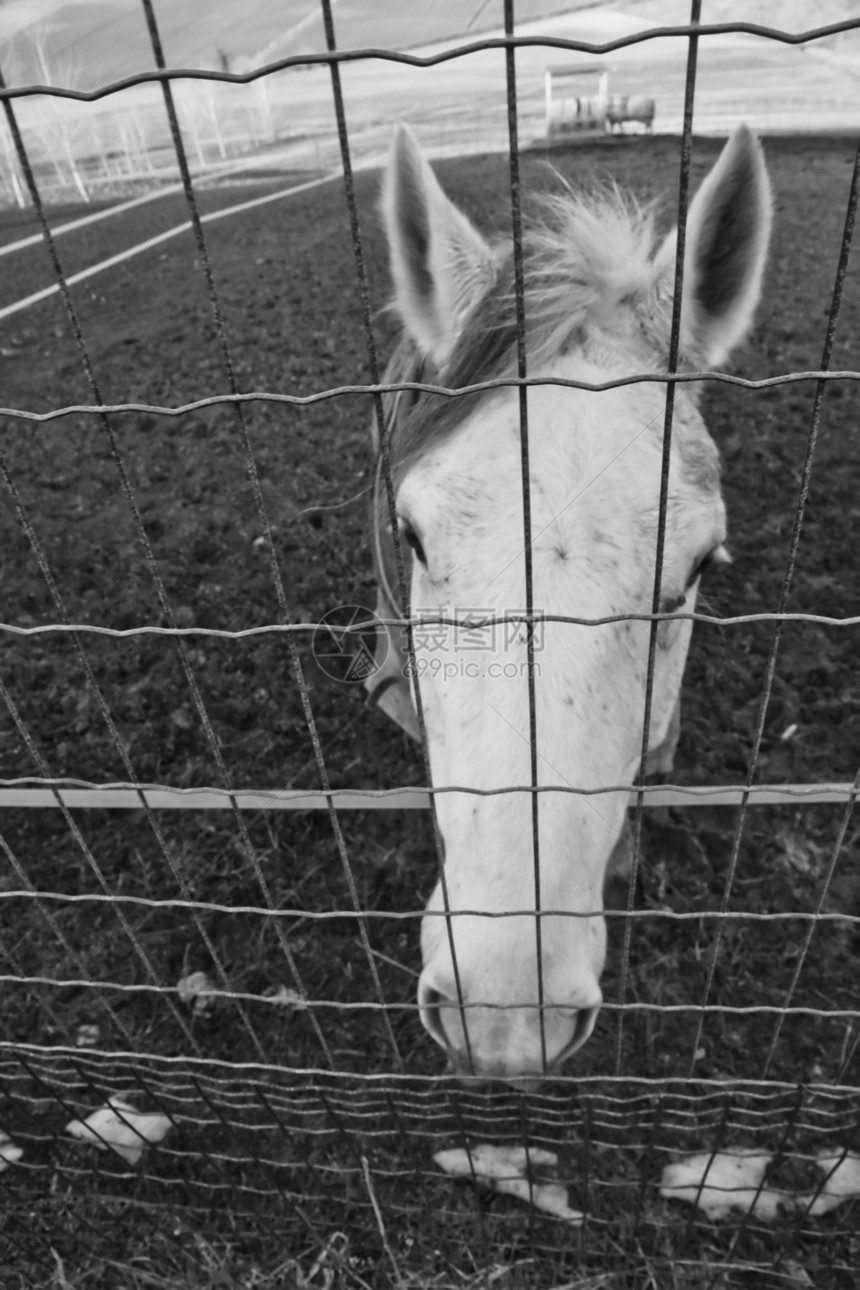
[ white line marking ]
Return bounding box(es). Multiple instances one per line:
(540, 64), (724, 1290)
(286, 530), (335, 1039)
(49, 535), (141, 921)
(0, 169), (343, 323)
(0, 153), (315, 260)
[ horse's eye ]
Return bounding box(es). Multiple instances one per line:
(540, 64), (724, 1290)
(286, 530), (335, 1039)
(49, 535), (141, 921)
(400, 521), (427, 566)
(661, 592), (687, 614)
(686, 542), (729, 589)
(686, 555), (712, 588)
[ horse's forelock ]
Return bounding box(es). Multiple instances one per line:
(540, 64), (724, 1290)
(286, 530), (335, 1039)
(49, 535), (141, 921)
(389, 186), (662, 486)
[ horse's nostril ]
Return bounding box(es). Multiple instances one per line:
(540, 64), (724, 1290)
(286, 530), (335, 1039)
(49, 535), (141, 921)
(418, 981), (452, 1053)
(559, 1003), (601, 1062)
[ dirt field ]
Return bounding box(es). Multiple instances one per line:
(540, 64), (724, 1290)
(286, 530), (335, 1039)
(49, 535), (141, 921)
(1, 133), (859, 1287)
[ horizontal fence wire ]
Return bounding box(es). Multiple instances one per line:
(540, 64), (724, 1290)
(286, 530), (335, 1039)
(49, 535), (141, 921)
(1, 0), (860, 1283)
(2, 974), (859, 1018)
(7, 1040), (860, 1095)
(3, 607), (860, 634)
(3, 778), (859, 800)
(3, 892), (860, 925)
(2, 369), (860, 423)
(0, 19), (859, 102)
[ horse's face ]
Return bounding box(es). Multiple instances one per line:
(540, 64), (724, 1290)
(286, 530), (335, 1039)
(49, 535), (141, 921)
(398, 375), (724, 1081)
(382, 126), (771, 1083)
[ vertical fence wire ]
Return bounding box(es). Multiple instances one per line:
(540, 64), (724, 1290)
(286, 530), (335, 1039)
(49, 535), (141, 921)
(0, 677), (197, 1049)
(382, 1083), (437, 1265)
(687, 129), (860, 1075)
(755, 137), (860, 1071)
(760, 764), (860, 1078)
(0, 901), (78, 1040)
(677, 1089), (733, 1250)
(317, 0), (475, 1073)
(625, 1091), (665, 1275)
(10, 1046), (186, 1264)
(185, 1071), (309, 1225)
(0, 828), (140, 1044)
(517, 1096), (539, 1243)
(254, 1083), (343, 1251)
(0, 182), (238, 1055)
(443, 1083), (491, 1257)
(577, 1096), (593, 1253)
(136, 0), (397, 1071)
(615, 0), (701, 1075)
(773, 1104), (860, 1269)
(503, 0), (547, 1073)
(361, 1153), (406, 1288)
(313, 1078), (407, 1246)
(0, 465), (257, 1052)
(0, 67), (273, 1065)
(706, 1083), (807, 1289)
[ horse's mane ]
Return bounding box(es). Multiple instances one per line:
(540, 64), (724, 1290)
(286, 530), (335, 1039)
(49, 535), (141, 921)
(391, 184), (660, 482)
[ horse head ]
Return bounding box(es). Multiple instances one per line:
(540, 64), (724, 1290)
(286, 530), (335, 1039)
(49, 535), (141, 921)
(377, 125), (771, 1084)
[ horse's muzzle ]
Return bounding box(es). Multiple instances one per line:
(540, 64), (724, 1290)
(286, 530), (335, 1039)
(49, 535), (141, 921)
(419, 981), (602, 1086)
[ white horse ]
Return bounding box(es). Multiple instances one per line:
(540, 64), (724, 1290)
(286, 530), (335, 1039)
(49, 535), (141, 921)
(371, 125), (771, 1085)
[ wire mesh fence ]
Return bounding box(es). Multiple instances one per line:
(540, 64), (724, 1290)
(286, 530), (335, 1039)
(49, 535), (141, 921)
(1, 2), (859, 1286)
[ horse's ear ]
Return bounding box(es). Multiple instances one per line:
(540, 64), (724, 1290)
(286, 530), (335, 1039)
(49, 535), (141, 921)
(654, 125), (772, 366)
(381, 124), (497, 367)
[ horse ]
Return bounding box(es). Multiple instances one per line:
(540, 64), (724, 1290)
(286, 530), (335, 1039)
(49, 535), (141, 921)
(365, 124), (771, 1085)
